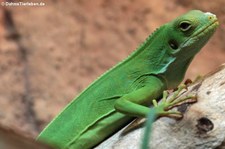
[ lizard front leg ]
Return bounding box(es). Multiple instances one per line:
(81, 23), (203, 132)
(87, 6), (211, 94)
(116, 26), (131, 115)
(114, 76), (197, 119)
(114, 76), (166, 117)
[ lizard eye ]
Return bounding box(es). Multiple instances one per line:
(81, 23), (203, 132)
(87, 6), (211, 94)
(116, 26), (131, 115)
(169, 40), (178, 50)
(179, 21), (192, 31)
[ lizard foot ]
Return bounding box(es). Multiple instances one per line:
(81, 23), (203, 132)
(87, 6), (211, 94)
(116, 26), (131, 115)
(152, 84), (197, 119)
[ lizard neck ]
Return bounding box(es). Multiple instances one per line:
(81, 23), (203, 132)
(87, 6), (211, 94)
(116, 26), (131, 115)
(162, 56), (194, 89)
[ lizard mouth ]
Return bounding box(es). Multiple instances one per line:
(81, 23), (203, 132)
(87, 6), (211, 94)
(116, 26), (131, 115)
(181, 19), (219, 48)
(191, 20), (219, 39)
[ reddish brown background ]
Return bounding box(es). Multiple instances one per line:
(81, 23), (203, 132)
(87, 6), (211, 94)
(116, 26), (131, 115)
(0, 0), (224, 138)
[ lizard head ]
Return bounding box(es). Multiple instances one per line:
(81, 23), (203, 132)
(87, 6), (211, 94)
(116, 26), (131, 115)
(160, 10), (219, 88)
(166, 10), (219, 59)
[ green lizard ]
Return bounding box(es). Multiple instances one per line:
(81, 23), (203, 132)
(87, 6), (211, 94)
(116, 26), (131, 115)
(37, 10), (219, 149)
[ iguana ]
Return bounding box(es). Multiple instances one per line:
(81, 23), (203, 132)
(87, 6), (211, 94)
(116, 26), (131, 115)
(37, 10), (219, 149)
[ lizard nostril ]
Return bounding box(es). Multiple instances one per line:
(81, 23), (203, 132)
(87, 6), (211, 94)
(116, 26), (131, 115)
(208, 16), (213, 20)
(204, 12), (217, 21)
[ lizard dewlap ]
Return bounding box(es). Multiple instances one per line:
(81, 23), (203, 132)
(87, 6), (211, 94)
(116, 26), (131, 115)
(37, 10), (218, 149)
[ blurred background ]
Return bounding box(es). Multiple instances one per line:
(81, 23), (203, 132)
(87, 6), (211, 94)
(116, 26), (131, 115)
(0, 0), (224, 138)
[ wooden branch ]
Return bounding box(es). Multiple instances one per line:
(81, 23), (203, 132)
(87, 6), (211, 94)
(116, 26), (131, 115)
(96, 64), (225, 149)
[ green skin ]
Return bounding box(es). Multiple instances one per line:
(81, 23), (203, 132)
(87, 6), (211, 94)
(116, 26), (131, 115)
(37, 10), (218, 149)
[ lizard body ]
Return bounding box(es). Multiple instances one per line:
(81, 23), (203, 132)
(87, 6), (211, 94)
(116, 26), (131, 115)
(37, 10), (218, 149)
